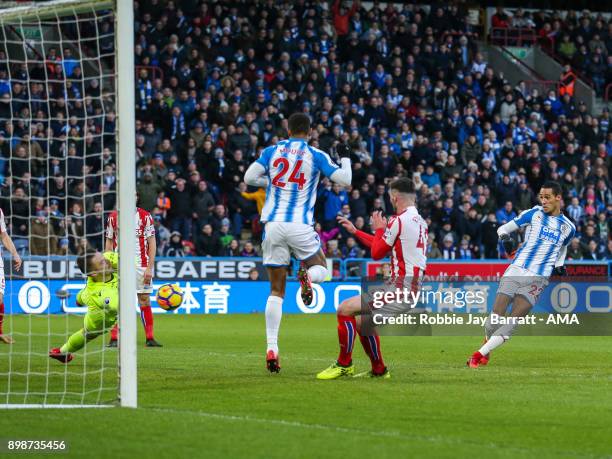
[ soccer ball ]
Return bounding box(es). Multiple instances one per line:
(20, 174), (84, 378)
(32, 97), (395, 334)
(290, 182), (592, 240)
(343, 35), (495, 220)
(156, 284), (184, 311)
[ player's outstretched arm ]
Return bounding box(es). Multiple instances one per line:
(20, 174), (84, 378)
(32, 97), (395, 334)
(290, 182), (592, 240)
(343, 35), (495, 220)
(244, 162), (269, 188)
(337, 215), (375, 248)
(370, 211), (393, 260)
(329, 144), (352, 187)
(0, 232), (22, 272)
(104, 237), (114, 253)
(496, 220), (519, 237)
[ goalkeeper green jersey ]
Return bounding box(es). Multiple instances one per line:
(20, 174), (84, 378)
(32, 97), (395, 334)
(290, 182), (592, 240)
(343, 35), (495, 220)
(76, 252), (119, 313)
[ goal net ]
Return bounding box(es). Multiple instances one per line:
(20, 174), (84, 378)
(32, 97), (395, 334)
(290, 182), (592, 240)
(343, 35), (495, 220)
(0, 0), (137, 408)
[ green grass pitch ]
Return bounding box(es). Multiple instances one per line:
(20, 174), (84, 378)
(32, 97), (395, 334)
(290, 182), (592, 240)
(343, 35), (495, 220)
(1, 314), (611, 458)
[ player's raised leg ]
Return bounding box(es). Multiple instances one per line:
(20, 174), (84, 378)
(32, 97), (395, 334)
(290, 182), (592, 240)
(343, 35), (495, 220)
(298, 249), (329, 306)
(290, 223), (331, 306)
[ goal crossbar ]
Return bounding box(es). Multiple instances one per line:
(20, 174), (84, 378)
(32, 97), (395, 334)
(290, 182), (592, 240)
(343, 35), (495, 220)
(0, 0), (113, 23)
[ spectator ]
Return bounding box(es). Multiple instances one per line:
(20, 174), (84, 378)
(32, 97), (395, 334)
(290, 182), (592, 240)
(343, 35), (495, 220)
(195, 224), (221, 257)
(225, 239), (241, 257)
(0, 2), (609, 268)
(566, 237), (584, 260)
(566, 197), (584, 223)
(342, 236), (363, 258)
(496, 201), (517, 225)
(30, 213), (56, 255)
(457, 238), (474, 259)
(137, 172), (163, 212)
(441, 234), (457, 260)
(164, 231), (185, 257)
(240, 241), (257, 257)
(167, 178), (192, 238)
(481, 213), (499, 259)
(319, 181), (349, 230)
(584, 240), (602, 260)
(85, 202), (104, 251)
(426, 233), (442, 259)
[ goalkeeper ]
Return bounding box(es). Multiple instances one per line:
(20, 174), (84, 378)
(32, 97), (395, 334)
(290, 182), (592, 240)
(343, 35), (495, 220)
(49, 251), (119, 364)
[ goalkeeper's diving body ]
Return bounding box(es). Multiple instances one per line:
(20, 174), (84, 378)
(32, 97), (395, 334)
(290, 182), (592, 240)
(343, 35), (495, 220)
(467, 181), (575, 368)
(49, 251), (119, 363)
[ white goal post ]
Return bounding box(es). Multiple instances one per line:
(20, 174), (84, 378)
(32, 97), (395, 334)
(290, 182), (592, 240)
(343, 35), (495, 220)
(0, 0), (136, 408)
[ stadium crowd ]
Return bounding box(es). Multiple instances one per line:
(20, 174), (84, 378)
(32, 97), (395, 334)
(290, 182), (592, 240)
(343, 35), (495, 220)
(491, 7), (612, 96)
(0, 1), (610, 263)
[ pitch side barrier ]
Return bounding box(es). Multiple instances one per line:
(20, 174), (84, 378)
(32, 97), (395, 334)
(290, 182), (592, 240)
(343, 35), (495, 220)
(3, 256), (611, 282)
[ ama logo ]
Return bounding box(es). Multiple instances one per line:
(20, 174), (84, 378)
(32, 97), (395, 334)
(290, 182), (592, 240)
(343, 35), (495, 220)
(539, 225), (561, 244)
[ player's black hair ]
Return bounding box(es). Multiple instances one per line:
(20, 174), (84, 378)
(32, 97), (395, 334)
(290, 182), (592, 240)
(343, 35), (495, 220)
(389, 177), (416, 195)
(76, 250), (97, 276)
(541, 181), (562, 196)
(288, 112), (311, 135)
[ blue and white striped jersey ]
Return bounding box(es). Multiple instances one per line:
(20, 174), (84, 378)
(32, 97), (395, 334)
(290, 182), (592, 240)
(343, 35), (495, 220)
(256, 139), (339, 225)
(511, 206), (576, 277)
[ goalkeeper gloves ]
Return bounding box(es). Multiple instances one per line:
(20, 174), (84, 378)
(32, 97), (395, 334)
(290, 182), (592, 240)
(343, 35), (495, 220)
(499, 234), (517, 255)
(552, 266), (567, 276)
(336, 144), (351, 158)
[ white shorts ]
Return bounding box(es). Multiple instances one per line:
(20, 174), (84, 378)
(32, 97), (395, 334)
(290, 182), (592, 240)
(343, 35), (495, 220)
(136, 266), (152, 294)
(0, 266), (4, 295)
(262, 222), (321, 267)
(497, 265), (548, 306)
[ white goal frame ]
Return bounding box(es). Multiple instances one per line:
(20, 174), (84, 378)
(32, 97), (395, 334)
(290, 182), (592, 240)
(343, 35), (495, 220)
(0, 0), (137, 408)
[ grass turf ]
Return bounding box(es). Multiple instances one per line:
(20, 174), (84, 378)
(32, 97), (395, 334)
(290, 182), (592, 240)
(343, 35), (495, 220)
(1, 314), (611, 458)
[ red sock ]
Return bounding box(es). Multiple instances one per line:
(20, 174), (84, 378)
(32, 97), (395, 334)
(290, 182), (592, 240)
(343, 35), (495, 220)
(337, 315), (356, 366)
(359, 333), (386, 374)
(140, 305), (154, 340)
(0, 302), (4, 335)
(110, 324), (118, 341)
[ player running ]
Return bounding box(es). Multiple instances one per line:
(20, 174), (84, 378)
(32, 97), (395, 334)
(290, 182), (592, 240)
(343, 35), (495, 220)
(49, 251), (118, 363)
(105, 206), (161, 347)
(316, 178), (428, 379)
(0, 207), (23, 344)
(467, 181), (575, 368)
(244, 112), (352, 373)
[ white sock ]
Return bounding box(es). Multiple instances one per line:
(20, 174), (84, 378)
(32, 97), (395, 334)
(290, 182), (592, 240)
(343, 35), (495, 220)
(265, 295), (283, 354)
(307, 265), (328, 283)
(478, 335), (506, 356)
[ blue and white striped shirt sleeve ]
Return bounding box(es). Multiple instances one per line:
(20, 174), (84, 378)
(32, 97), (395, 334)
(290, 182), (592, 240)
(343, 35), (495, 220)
(512, 207), (538, 228)
(256, 146), (275, 172)
(312, 148), (339, 178)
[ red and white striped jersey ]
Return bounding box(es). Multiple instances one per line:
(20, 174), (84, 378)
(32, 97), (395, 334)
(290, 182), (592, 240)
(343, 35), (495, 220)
(382, 206), (428, 279)
(106, 208), (155, 267)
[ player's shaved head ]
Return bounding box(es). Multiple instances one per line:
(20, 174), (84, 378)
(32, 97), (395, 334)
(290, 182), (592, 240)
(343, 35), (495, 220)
(288, 112), (311, 136)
